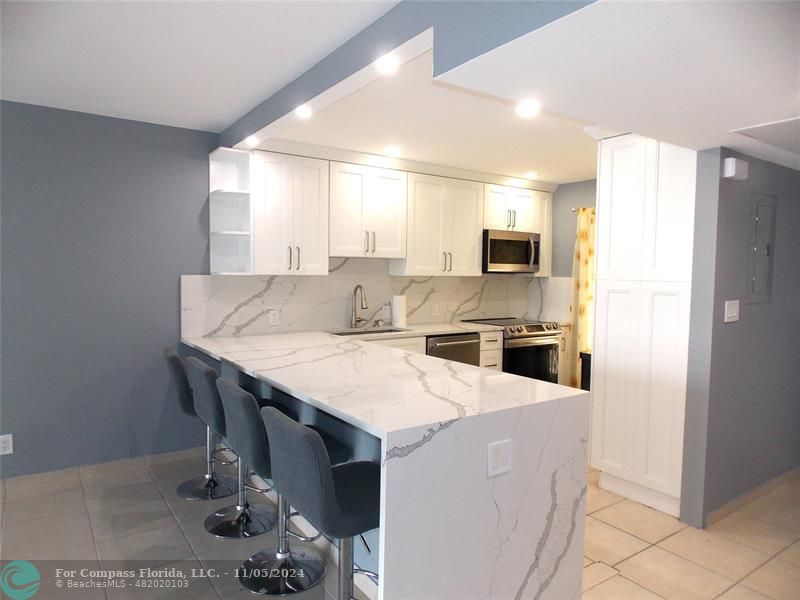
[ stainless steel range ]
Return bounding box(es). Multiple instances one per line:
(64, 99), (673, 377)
(463, 317), (562, 383)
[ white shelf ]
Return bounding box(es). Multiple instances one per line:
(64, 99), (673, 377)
(211, 230), (250, 236)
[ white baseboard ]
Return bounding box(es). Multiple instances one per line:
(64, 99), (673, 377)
(599, 472), (680, 517)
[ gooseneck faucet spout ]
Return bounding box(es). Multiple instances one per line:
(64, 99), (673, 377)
(351, 285), (369, 328)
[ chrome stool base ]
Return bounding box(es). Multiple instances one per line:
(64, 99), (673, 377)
(239, 546), (325, 596)
(204, 503), (277, 539)
(176, 474), (237, 501)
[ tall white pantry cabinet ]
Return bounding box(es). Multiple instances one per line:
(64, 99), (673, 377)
(591, 134), (697, 516)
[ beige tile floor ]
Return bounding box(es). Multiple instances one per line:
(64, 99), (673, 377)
(0, 449), (344, 600)
(2, 453), (799, 599)
(583, 470), (800, 600)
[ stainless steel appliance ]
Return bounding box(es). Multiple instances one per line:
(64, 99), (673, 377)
(426, 333), (480, 366)
(482, 229), (540, 273)
(462, 317), (562, 383)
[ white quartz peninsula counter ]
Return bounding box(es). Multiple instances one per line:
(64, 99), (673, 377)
(182, 331), (589, 600)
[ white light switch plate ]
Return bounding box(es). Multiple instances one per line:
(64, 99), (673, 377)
(431, 303), (440, 317)
(268, 310), (280, 326)
(487, 439), (512, 477)
(724, 300), (740, 323)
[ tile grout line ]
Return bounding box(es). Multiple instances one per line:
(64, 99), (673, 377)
(77, 470), (110, 600)
(145, 460), (225, 600)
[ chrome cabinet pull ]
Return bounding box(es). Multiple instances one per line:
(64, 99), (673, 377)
(364, 230), (369, 254)
(512, 210), (516, 228)
(442, 251), (447, 271)
(371, 231), (376, 253)
(448, 252), (453, 272)
(295, 246), (300, 270)
(507, 209), (511, 229)
(486, 363), (498, 368)
(288, 246), (293, 270)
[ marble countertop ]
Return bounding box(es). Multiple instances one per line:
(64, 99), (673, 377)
(182, 328), (584, 440)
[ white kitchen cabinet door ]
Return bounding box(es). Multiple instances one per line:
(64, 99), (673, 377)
(591, 280), (642, 480)
(252, 151), (294, 275)
(635, 281), (690, 497)
(596, 135), (657, 281)
(507, 186), (536, 232)
(643, 142), (697, 282)
(393, 173), (446, 276)
(484, 184), (512, 230)
(329, 162), (369, 257)
(445, 179), (483, 276)
(292, 156), (329, 275)
(366, 168), (407, 258)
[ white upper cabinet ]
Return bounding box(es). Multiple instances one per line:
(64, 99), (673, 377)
(329, 162), (407, 259)
(483, 184), (537, 232)
(596, 135), (696, 282)
(390, 173), (483, 276)
(251, 151), (329, 275)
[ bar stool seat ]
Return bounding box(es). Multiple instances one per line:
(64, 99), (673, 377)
(164, 346), (236, 501)
(186, 357), (276, 539)
(260, 407), (380, 599)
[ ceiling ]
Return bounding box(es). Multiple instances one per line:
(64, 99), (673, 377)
(271, 51), (598, 183)
(1, 0), (396, 132)
(439, 0), (800, 171)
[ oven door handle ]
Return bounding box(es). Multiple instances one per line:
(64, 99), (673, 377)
(505, 336), (561, 349)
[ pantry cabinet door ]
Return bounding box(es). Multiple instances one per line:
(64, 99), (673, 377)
(292, 156), (329, 275)
(252, 151), (294, 274)
(366, 168), (407, 258)
(591, 280), (642, 479)
(329, 162), (368, 257)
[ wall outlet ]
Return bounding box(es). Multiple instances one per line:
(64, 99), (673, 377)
(431, 303), (440, 317)
(487, 439), (512, 477)
(0, 434), (13, 456)
(268, 310), (280, 326)
(724, 300), (740, 323)
(382, 304), (391, 320)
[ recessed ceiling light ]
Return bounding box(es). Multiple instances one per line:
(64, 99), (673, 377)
(384, 145), (401, 157)
(244, 136), (259, 148)
(515, 99), (542, 119)
(525, 171), (540, 180)
(374, 53), (400, 75)
(294, 104), (312, 120)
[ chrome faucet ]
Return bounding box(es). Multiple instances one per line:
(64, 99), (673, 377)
(351, 284), (368, 328)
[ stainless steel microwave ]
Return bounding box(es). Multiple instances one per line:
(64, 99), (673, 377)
(482, 229), (540, 273)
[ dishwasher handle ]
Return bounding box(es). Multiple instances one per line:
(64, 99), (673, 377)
(429, 339), (479, 348)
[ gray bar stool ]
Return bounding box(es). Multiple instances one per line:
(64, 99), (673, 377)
(217, 380), (350, 596)
(185, 357), (275, 539)
(163, 347), (236, 501)
(260, 407), (380, 600)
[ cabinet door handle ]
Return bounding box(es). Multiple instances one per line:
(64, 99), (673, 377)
(512, 210), (516, 228)
(288, 246), (293, 271)
(371, 231), (376, 253)
(442, 251), (447, 272)
(448, 251), (453, 272)
(364, 230), (369, 254)
(295, 246), (300, 270)
(485, 363), (498, 368)
(507, 209), (511, 229)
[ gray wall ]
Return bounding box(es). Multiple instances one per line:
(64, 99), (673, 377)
(0, 101), (219, 478)
(221, 0), (594, 146)
(681, 149), (800, 526)
(550, 179), (596, 277)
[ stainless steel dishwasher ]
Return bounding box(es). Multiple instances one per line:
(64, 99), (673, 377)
(426, 333), (480, 366)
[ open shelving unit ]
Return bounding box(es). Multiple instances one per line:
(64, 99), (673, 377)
(209, 148), (252, 274)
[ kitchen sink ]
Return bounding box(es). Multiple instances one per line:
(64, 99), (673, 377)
(329, 328), (408, 336)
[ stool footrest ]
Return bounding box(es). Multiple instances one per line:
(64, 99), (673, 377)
(353, 567), (379, 584)
(287, 527), (321, 543)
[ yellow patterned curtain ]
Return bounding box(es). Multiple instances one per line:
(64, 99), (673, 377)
(573, 208), (596, 383)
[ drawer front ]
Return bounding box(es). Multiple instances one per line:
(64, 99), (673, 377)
(480, 350), (502, 370)
(479, 331), (502, 350)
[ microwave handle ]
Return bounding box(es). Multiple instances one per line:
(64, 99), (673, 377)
(529, 236), (535, 267)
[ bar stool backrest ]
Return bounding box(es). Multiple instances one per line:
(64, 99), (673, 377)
(216, 378), (272, 478)
(185, 357), (227, 438)
(163, 346), (195, 417)
(261, 407), (338, 535)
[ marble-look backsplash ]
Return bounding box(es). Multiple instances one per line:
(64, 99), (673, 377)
(181, 258), (536, 338)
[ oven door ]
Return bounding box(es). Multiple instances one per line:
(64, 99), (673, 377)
(482, 230), (540, 273)
(503, 336), (560, 383)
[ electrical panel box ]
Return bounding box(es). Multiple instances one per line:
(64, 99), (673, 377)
(746, 193), (777, 304)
